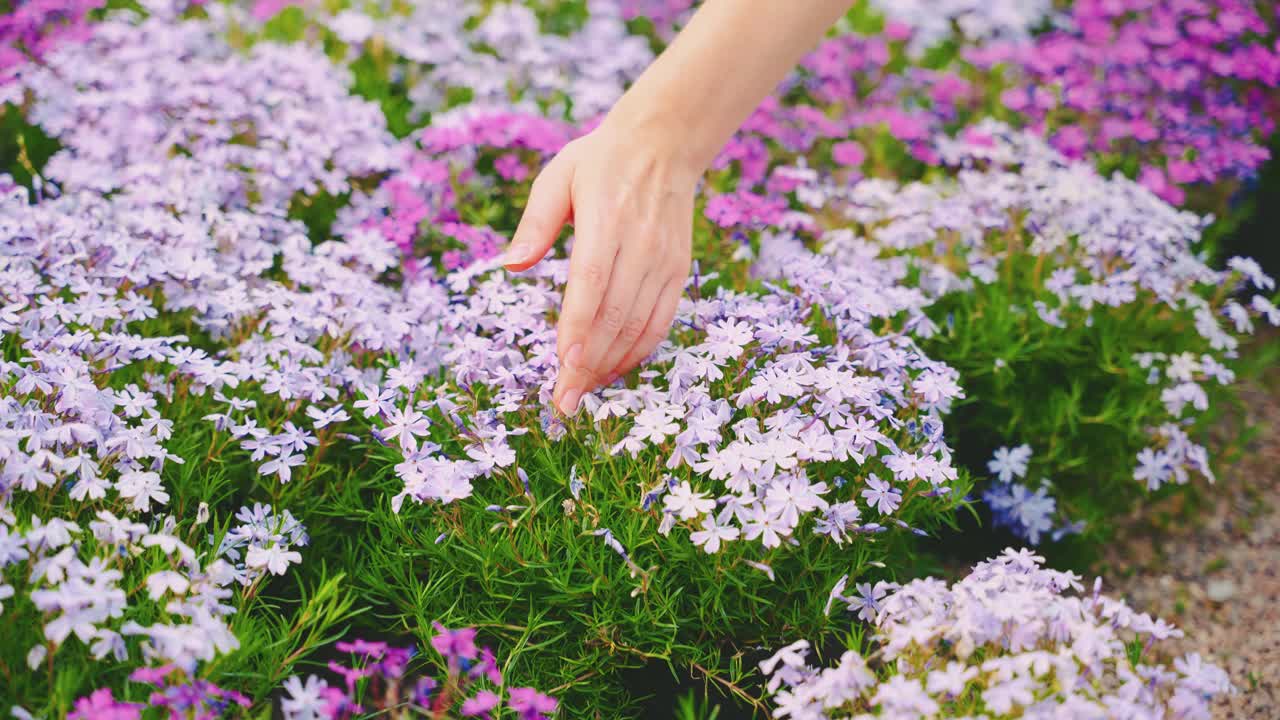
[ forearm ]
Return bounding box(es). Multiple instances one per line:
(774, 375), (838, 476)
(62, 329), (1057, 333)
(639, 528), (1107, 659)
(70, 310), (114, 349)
(605, 0), (852, 175)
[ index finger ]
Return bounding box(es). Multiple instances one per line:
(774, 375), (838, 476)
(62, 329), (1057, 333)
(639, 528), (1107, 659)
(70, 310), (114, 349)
(556, 195), (618, 361)
(552, 196), (620, 414)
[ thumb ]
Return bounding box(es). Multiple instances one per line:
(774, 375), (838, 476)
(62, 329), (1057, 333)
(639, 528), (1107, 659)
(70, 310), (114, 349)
(503, 151), (574, 271)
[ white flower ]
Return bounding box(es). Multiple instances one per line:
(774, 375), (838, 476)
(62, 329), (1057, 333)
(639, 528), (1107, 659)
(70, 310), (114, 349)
(246, 544), (303, 576)
(663, 481), (714, 520)
(281, 674), (331, 720)
(115, 470), (169, 512)
(26, 645), (46, 670)
(987, 444), (1032, 483)
(689, 517), (740, 554)
(331, 10), (376, 45)
(145, 570), (190, 600)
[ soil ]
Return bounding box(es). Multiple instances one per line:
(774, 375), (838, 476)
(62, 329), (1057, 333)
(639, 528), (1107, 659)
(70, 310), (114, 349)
(1101, 364), (1280, 717)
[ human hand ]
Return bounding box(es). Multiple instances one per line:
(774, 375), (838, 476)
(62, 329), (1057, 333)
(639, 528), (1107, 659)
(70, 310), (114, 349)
(502, 120), (698, 416)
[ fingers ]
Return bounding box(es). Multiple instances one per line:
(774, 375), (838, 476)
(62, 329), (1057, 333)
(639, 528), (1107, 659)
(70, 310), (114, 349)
(594, 266), (663, 383)
(551, 196), (618, 414)
(503, 151), (574, 271)
(577, 235), (655, 371)
(604, 277), (684, 385)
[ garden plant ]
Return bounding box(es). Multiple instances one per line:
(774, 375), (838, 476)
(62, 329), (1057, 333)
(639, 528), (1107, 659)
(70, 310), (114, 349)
(0, 0), (1277, 718)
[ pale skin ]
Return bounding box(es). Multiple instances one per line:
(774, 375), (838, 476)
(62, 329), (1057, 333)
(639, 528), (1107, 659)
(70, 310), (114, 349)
(503, 0), (853, 416)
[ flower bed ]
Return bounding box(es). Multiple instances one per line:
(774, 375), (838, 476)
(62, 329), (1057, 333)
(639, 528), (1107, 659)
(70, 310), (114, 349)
(1, 0), (1276, 717)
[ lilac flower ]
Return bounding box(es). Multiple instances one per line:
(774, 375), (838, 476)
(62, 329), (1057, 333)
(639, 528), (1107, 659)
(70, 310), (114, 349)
(846, 580), (897, 622)
(663, 480), (715, 521)
(689, 516), (741, 554)
(987, 444), (1031, 483)
(763, 549), (1234, 718)
(245, 544), (303, 576)
(860, 475), (902, 516)
(259, 451), (307, 483)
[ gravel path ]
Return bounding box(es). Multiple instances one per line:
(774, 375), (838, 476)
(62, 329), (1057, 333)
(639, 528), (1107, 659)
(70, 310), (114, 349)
(1101, 366), (1280, 717)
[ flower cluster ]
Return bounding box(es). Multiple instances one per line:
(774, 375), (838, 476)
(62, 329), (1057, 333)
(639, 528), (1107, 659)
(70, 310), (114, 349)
(216, 503), (309, 583)
(0, 171), (322, 688)
(969, 0), (1280, 205)
(279, 627), (557, 720)
(790, 120), (1277, 491)
(982, 445), (1084, 545)
(19, 6), (395, 207)
(0, 508), (255, 680)
(2, 0), (1275, 713)
(869, 0), (1054, 56)
(0, 0), (102, 94)
(382, 235), (963, 555)
(256, 0), (653, 124)
(339, 109), (576, 269)
(765, 548), (1234, 719)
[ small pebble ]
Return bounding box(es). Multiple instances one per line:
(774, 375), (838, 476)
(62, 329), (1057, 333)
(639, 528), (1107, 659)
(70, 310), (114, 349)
(1206, 579), (1237, 603)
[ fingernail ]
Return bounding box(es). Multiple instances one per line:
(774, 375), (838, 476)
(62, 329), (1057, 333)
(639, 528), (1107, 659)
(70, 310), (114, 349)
(606, 372), (621, 385)
(502, 242), (530, 265)
(559, 388), (582, 416)
(564, 343), (584, 370)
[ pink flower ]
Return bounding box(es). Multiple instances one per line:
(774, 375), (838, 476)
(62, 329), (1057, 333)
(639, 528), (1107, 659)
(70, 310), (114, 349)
(430, 623), (479, 661)
(69, 689), (141, 720)
(832, 141), (866, 167)
(461, 690), (501, 716)
(494, 153), (529, 182)
(508, 687), (559, 719)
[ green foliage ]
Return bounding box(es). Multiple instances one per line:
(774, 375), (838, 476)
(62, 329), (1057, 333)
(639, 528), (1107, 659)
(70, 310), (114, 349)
(918, 244), (1263, 559)
(0, 383), (357, 714)
(0, 103), (59, 191)
(674, 691), (723, 720)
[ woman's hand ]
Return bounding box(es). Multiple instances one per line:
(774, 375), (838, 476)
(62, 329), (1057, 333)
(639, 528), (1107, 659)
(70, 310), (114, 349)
(502, 120), (699, 416)
(504, 0), (853, 416)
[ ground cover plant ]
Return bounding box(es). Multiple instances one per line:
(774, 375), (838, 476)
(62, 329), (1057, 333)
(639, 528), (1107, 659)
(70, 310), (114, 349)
(763, 548), (1235, 719)
(1, 0), (1277, 717)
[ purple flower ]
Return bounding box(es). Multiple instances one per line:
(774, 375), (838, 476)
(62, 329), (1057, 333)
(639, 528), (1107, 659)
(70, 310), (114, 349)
(860, 475), (902, 515)
(68, 689), (142, 720)
(461, 690), (501, 716)
(508, 687), (558, 719)
(430, 623), (479, 661)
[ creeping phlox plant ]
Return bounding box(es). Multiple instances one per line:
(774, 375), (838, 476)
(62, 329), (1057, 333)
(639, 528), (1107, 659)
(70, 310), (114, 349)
(16, 4), (396, 207)
(239, 0), (653, 128)
(764, 548), (1234, 719)
(971, 0), (1280, 207)
(1, 0), (1277, 715)
(783, 120), (1279, 540)
(0, 173), (356, 711)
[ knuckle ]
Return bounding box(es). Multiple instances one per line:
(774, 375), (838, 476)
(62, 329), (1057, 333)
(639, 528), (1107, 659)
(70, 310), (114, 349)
(581, 262), (608, 291)
(600, 304), (625, 330)
(566, 363), (601, 385)
(619, 317), (645, 343)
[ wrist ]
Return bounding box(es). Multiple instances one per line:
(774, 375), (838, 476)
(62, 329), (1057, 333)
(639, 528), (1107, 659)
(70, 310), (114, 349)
(600, 89), (719, 186)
